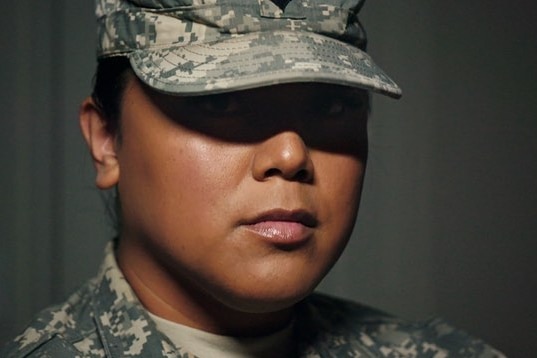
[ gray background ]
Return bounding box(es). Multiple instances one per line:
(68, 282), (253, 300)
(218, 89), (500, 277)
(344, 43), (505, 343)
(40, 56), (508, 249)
(1, 1), (536, 357)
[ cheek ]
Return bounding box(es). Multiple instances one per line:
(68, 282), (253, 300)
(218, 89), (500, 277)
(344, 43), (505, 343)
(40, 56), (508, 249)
(169, 139), (251, 216)
(316, 153), (365, 240)
(319, 151), (364, 195)
(118, 132), (248, 242)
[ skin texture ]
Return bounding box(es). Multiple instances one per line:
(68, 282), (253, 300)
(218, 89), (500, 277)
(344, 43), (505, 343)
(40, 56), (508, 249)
(79, 77), (369, 337)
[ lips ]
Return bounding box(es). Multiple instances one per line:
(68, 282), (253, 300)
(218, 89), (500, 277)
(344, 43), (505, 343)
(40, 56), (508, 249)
(240, 209), (318, 246)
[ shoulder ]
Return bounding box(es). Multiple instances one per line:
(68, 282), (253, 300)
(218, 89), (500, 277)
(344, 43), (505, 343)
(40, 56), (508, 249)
(297, 293), (506, 358)
(1, 278), (105, 358)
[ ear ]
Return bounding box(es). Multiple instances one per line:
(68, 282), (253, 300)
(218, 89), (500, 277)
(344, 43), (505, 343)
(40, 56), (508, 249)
(79, 97), (120, 189)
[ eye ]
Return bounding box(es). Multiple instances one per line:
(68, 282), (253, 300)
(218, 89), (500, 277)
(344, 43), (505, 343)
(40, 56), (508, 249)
(193, 93), (243, 116)
(314, 91), (367, 118)
(318, 97), (346, 116)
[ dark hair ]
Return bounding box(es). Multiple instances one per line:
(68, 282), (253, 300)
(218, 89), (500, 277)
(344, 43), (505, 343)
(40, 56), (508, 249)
(91, 56), (132, 234)
(91, 56), (133, 138)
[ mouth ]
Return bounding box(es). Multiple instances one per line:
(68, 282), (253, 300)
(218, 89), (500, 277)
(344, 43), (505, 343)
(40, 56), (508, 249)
(240, 209), (318, 246)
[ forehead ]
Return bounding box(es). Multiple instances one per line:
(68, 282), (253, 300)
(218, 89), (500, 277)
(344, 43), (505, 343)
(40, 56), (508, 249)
(140, 81), (369, 113)
(127, 0), (357, 8)
(137, 81), (366, 131)
(116, 80), (368, 160)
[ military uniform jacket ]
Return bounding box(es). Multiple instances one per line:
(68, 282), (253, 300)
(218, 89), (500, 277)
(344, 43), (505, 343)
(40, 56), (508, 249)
(2, 244), (505, 357)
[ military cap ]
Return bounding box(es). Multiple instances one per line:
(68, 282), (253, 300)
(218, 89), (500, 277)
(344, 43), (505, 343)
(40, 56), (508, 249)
(96, 0), (401, 97)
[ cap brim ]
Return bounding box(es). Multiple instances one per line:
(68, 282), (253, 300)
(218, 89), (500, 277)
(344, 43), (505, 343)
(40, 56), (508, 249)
(129, 30), (401, 98)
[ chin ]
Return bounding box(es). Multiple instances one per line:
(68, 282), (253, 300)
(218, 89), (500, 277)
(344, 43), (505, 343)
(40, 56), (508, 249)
(223, 293), (309, 315)
(211, 257), (334, 314)
(213, 276), (319, 314)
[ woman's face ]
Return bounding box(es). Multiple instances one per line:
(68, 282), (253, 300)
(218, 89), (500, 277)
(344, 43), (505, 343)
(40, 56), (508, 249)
(112, 78), (368, 319)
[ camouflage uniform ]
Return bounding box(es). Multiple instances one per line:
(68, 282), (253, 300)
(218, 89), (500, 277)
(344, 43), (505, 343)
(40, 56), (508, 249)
(94, 0), (402, 98)
(2, 243), (505, 357)
(1, 1), (507, 357)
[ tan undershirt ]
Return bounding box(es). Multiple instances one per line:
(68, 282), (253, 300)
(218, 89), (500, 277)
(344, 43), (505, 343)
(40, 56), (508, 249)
(148, 312), (295, 358)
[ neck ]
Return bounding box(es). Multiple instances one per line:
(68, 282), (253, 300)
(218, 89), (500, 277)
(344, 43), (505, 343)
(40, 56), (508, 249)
(116, 236), (294, 337)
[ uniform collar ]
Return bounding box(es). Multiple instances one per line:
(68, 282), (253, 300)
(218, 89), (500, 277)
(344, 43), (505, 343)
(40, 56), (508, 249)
(88, 242), (370, 357)
(90, 242), (195, 357)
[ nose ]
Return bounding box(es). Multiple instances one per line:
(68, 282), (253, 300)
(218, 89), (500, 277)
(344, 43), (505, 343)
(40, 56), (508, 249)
(252, 131), (314, 182)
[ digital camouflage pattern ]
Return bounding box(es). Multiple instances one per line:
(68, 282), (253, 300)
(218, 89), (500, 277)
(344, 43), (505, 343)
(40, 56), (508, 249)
(2, 243), (506, 357)
(95, 0), (402, 98)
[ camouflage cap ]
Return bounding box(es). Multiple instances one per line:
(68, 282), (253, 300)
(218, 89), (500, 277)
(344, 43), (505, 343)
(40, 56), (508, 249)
(96, 0), (401, 98)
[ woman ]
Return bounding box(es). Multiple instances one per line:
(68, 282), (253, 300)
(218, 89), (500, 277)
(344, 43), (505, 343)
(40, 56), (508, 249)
(2, 0), (504, 356)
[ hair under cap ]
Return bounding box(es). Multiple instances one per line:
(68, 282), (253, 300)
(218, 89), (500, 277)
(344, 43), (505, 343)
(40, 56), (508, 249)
(96, 0), (401, 98)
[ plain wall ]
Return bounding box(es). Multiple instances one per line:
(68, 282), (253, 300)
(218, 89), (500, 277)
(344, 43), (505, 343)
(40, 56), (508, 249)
(1, 1), (536, 356)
